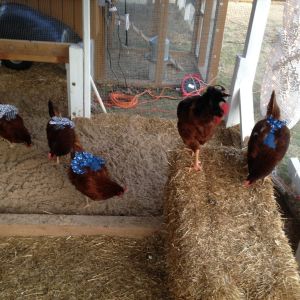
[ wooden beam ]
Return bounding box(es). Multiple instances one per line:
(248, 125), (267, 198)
(0, 214), (163, 238)
(207, 0), (229, 84)
(0, 39), (70, 63)
(155, 0), (169, 85)
(151, 0), (161, 35)
(191, 0), (203, 54)
(67, 44), (84, 117)
(198, 0), (214, 68)
(91, 0), (106, 81)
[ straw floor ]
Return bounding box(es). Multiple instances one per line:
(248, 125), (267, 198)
(0, 234), (169, 299)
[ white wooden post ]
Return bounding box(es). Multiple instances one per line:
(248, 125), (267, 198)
(66, 44), (84, 118)
(288, 158), (300, 196)
(226, 0), (271, 143)
(287, 158), (300, 265)
(296, 242), (300, 265)
(178, 0), (186, 10)
(83, 0), (91, 118)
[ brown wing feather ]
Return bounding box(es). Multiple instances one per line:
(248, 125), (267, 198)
(0, 115), (31, 145)
(177, 97), (218, 152)
(68, 167), (124, 200)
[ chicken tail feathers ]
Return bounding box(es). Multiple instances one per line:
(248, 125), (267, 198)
(48, 100), (60, 117)
(266, 91), (280, 119)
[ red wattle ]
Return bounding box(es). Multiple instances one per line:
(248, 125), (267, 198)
(221, 102), (229, 115)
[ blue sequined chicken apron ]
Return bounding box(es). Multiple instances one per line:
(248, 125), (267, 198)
(263, 116), (287, 149)
(71, 151), (106, 175)
(0, 104), (18, 120)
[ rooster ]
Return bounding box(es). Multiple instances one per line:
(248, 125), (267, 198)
(46, 100), (75, 164)
(245, 91), (290, 186)
(0, 104), (31, 146)
(68, 142), (126, 202)
(177, 85), (229, 170)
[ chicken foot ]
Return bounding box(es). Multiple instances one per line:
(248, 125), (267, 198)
(1, 138), (15, 148)
(83, 196), (91, 209)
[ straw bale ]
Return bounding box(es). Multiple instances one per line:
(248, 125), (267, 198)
(0, 234), (170, 299)
(164, 145), (300, 299)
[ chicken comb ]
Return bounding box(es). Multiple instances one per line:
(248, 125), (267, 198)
(0, 104), (18, 121)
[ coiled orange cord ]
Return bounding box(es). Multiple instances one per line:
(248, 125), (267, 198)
(109, 88), (178, 109)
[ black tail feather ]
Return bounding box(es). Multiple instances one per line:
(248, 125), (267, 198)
(266, 91), (281, 119)
(48, 100), (56, 117)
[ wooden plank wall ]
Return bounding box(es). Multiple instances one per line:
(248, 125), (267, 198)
(3, 0), (105, 80)
(6, 0), (83, 38)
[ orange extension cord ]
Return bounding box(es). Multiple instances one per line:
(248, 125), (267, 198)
(109, 88), (178, 109)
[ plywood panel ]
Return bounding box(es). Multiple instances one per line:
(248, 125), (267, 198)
(62, 0), (75, 28)
(51, 0), (63, 21)
(38, 0), (51, 15)
(27, 0), (39, 10)
(15, 0), (28, 5)
(74, 0), (83, 38)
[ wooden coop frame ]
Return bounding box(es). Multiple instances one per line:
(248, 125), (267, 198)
(0, 0), (230, 114)
(0, 0), (107, 118)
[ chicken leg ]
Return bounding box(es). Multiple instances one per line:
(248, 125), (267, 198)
(83, 196), (91, 209)
(194, 149), (201, 171)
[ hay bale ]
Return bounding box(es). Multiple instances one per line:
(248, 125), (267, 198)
(164, 145), (300, 299)
(0, 234), (170, 299)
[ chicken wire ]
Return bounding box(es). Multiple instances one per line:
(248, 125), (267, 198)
(104, 0), (207, 85)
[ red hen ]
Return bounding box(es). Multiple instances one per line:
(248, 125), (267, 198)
(0, 104), (31, 146)
(46, 100), (75, 164)
(68, 145), (126, 201)
(245, 91), (290, 186)
(177, 85), (229, 170)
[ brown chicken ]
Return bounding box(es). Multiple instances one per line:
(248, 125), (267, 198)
(46, 100), (75, 164)
(245, 91), (290, 186)
(0, 104), (31, 146)
(68, 141), (126, 201)
(177, 85), (229, 170)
